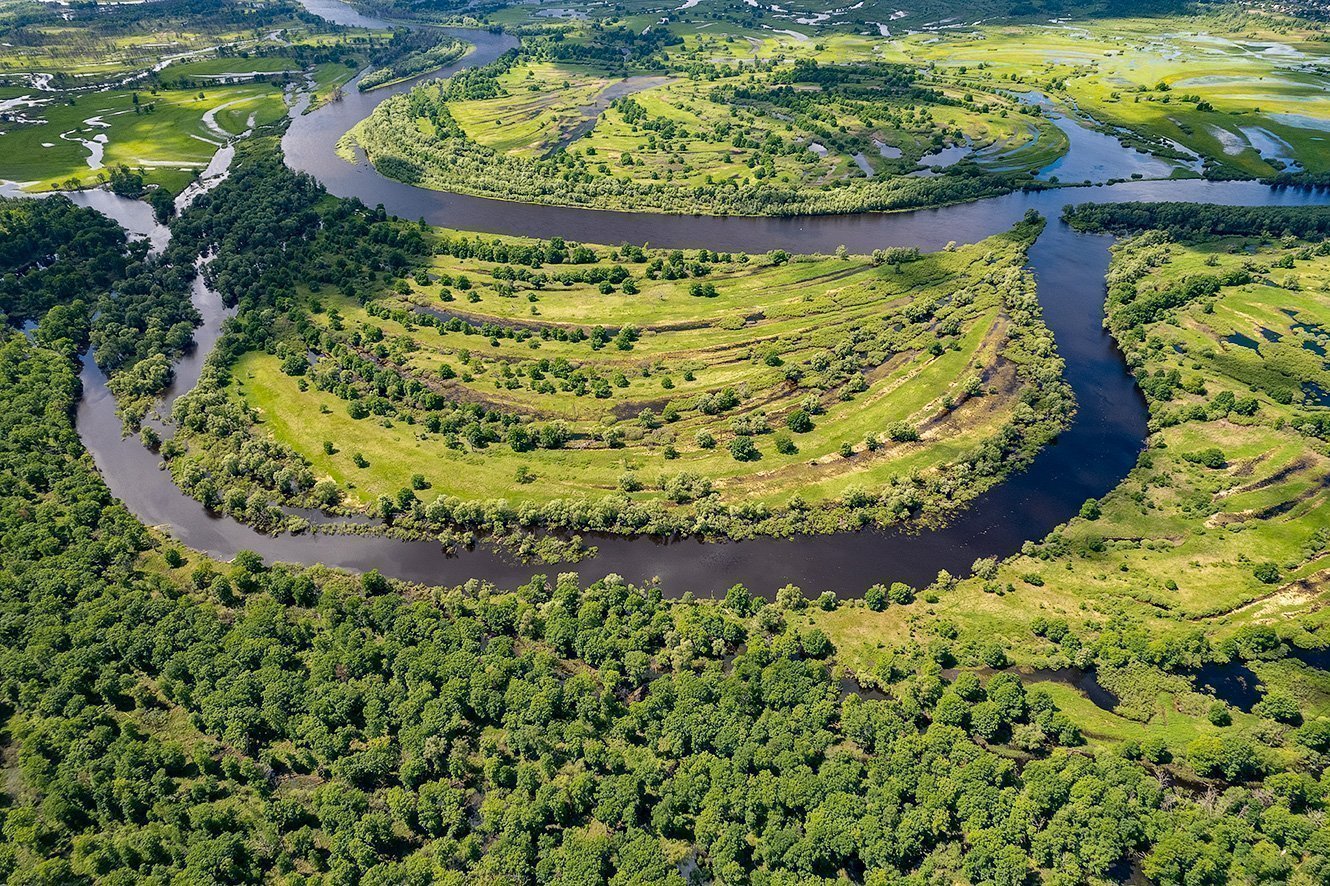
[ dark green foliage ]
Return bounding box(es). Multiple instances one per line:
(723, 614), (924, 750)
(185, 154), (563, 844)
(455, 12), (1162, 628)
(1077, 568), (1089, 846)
(1065, 202), (1330, 241)
(4, 321), (1330, 881)
(729, 435), (760, 461)
(0, 195), (130, 325)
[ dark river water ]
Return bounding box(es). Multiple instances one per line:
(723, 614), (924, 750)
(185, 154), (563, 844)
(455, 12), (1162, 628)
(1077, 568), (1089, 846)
(67, 0), (1330, 597)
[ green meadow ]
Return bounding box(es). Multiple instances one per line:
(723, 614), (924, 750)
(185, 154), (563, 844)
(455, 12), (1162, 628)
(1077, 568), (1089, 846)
(226, 224), (1057, 525)
(0, 84), (289, 192)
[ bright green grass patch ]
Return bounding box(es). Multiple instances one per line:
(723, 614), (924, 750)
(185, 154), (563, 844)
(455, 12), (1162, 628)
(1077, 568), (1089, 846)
(0, 84), (287, 192)
(900, 18), (1330, 177)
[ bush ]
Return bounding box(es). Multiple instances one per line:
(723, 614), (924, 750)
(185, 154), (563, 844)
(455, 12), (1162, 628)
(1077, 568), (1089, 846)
(1183, 447), (1227, 469)
(887, 582), (915, 605)
(865, 584), (887, 611)
(1296, 719), (1330, 752)
(1188, 734), (1261, 781)
(786, 409), (813, 433)
(1254, 691), (1302, 725)
(729, 436), (760, 461)
(1253, 562), (1282, 584)
(888, 421), (919, 442)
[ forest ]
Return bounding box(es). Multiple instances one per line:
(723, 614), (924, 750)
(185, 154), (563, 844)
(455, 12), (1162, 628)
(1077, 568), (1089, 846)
(2, 195), (1330, 883)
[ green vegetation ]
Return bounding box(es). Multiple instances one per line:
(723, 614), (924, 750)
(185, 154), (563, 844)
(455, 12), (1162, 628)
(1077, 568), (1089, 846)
(0, 84), (290, 193)
(9, 4), (1330, 881)
(0, 0), (378, 192)
(0, 193), (200, 421)
(358, 33), (470, 91)
(816, 204), (1330, 773)
(346, 29), (1056, 215)
(899, 12), (1330, 181)
(5, 186), (1330, 883)
(350, 5), (1330, 214)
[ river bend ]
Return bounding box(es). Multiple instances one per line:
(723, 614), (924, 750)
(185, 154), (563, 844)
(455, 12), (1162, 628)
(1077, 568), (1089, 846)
(69, 0), (1330, 595)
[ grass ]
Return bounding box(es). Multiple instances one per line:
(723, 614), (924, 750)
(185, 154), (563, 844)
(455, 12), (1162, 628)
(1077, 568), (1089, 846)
(899, 17), (1330, 177)
(230, 226), (1047, 519)
(0, 84), (289, 192)
(360, 49), (1067, 204)
(0, 2), (379, 191)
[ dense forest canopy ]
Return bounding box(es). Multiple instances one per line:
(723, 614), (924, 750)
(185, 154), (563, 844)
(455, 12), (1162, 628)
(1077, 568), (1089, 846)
(2, 149), (1330, 884)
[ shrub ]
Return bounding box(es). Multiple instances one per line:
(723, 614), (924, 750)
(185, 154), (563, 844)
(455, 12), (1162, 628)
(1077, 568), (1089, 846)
(1254, 691), (1302, 725)
(864, 584), (887, 611)
(888, 582), (915, 605)
(1254, 562), (1282, 584)
(888, 421), (919, 442)
(1183, 447), (1227, 469)
(786, 409), (813, 433)
(729, 436), (760, 461)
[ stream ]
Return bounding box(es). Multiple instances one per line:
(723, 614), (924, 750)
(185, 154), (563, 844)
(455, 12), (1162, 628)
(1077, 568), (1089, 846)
(64, 0), (1330, 598)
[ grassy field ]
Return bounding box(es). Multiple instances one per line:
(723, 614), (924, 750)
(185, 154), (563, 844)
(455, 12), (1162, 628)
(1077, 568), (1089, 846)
(0, 1), (375, 192)
(226, 223), (1059, 528)
(895, 16), (1330, 177)
(348, 33), (1073, 214)
(814, 227), (1330, 762)
(441, 55), (1062, 185)
(0, 84), (290, 192)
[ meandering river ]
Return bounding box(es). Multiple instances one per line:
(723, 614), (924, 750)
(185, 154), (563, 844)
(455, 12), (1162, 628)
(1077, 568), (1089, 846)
(70, 0), (1330, 596)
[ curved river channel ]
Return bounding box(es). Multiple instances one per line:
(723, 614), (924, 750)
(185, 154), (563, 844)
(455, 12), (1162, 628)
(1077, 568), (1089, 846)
(72, 0), (1330, 595)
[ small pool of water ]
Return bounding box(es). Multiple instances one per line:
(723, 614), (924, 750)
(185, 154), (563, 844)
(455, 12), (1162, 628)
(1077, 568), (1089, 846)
(1302, 381), (1330, 407)
(1191, 660), (1264, 712)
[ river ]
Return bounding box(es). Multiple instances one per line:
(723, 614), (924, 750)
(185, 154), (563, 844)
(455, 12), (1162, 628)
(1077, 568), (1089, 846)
(67, 0), (1330, 597)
